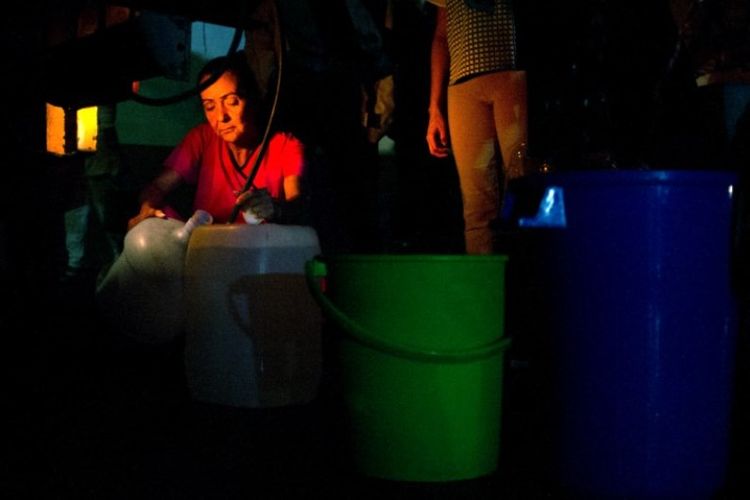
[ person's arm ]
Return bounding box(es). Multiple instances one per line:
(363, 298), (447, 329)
(234, 174), (306, 225)
(274, 174), (306, 224)
(426, 7), (451, 158)
(283, 174), (301, 201)
(127, 168), (183, 230)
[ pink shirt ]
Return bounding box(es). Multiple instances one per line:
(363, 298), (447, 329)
(165, 123), (305, 223)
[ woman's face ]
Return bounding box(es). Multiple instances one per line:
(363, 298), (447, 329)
(200, 71), (249, 144)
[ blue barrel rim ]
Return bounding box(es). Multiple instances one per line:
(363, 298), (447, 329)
(533, 169), (737, 187)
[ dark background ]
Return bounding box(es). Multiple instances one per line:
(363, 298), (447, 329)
(2, 1), (749, 498)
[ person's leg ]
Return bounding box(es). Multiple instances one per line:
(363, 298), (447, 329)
(63, 204), (92, 273)
(488, 70), (529, 181)
(448, 78), (502, 254)
(486, 70), (529, 256)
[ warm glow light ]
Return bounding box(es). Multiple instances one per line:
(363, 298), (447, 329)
(46, 103), (65, 155)
(46, 103), (98, 155)
(77, 106), (97, 151)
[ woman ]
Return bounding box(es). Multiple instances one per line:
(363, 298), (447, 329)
(128, 51), (306, 229)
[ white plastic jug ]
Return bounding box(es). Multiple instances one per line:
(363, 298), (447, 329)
(95, 210), (212, 344)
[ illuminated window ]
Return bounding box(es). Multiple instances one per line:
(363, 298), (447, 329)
(46, 103), (98, 155)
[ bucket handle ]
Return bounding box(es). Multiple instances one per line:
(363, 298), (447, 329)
(305, 259), (511, 363)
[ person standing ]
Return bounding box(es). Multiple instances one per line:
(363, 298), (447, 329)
(425, 0), (528, 254)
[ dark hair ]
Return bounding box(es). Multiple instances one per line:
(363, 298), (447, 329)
(197, 51), (261, 105)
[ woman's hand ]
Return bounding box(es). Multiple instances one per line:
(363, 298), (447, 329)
(127, 171), (181, 231)
(127, 205), (166, 231)
(236, 188), (275, 223)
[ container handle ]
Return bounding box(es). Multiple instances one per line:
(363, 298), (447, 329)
(305, 259), (511, 363)
(518, 186), (567, 228)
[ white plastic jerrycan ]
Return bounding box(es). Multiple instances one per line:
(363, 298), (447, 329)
(183, 223), (323, 408)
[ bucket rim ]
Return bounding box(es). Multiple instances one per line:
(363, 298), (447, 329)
(314, 253), (508, 263)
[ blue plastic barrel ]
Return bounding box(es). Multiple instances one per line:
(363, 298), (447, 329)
(507, 170), (739, 498)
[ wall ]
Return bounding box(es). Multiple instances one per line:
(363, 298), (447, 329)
(116, 21), (244, 146)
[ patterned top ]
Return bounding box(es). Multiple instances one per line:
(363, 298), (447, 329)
(429, 0), (517, 85)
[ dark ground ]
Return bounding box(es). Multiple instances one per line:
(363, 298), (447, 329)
(2, 246), (750, 499)
(0, 267), (529, 500)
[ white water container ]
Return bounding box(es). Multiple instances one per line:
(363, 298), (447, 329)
(183, 223), (323, 408)
(96, 210), (212, 344)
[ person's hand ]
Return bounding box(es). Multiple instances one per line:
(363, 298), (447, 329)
(236, 188), (275, 223)
(426, 109), (451, 158)
(127, 205), (166, 231)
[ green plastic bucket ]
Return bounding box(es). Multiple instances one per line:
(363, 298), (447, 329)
(306, 254), (510, 482)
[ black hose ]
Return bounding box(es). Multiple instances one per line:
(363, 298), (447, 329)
(228, 0), (285, 223)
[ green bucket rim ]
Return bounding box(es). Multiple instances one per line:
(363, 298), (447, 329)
(314, 253), (509, 264)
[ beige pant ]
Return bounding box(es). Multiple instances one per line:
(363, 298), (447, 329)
(448, 70), (528, 254)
